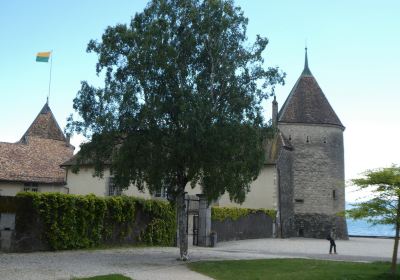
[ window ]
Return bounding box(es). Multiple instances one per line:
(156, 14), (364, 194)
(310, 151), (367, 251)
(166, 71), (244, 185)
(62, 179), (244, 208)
(332, 190), (337, 200)
(108, 177), (122, 196)
(23, 183), (39, 192)
(306, 136), (310, 143)
(154, 187), (168, 199)
(295, 199), (304, 203)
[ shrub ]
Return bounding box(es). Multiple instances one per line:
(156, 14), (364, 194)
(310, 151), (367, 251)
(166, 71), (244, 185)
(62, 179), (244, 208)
(211, 206), (276, 221)
(16, 192), (175, 250)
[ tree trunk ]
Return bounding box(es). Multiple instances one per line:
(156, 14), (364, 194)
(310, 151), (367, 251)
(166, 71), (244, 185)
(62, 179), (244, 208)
(177, 190), (189, 261)
(390, 200), (400, 275)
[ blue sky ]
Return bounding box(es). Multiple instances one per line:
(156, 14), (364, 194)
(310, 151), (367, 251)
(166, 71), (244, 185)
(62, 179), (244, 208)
(1, 1), (399, 201)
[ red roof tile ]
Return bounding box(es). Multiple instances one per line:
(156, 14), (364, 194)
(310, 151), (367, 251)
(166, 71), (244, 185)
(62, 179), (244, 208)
(0, 103), (74, 184)
(278, 50), (344, 128)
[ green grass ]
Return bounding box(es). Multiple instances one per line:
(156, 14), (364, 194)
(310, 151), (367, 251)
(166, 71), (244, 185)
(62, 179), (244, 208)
(188, 259), (400, 280)
(73, 274), (132, 280)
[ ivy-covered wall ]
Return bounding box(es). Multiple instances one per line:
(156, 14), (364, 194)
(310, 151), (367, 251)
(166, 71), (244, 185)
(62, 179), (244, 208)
(1, 193), (175, 252)
(211, 206), (276, 242)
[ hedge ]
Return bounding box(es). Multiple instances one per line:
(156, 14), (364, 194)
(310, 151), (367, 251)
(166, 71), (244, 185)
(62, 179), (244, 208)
(211, 206), (276, 221)
(16, 192), (176, 250)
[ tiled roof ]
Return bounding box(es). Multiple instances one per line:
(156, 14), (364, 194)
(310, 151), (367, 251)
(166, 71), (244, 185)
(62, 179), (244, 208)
(19, 103), (66, 142)
(278, 50), (344, 128)
(264, 131), (292, 165)
(60, 152), (112, 167)
(0, 103), (74, 184)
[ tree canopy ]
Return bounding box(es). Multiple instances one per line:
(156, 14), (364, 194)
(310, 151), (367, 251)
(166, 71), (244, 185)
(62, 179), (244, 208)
(348, 165), (400, 275)
(67, 0), (285, 259)
(67, 0), (284, 202)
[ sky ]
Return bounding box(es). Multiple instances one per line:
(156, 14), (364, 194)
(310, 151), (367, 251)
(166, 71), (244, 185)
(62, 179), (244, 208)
(0, 0), (399, 202)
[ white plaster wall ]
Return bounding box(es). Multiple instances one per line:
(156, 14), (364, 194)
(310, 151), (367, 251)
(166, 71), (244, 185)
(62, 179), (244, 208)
(217, 166), (277, 209)
(0, 183), (22, 196)
(65, 166), (277, 209)
(66, 167), (150, 198)
(0, 182), (68, 196)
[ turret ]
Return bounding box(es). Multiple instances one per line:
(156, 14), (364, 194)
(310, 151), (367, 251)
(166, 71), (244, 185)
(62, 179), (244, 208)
(277, 48), (348, 239)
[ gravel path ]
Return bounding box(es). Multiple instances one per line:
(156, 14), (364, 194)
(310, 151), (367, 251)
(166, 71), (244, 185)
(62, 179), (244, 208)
(0, 237), (397, 280)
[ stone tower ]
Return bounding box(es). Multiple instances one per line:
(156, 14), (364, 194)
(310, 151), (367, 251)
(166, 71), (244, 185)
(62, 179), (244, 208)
(277, 49), (348, 239)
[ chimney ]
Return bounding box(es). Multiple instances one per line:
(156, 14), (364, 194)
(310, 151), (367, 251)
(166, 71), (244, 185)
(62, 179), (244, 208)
(65, 135), (71, 146)
(272, 95), (278, 127)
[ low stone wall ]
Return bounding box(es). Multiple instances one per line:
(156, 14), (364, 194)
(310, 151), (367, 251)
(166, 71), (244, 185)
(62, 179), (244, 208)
(211, 212), (273, 242)
(0, 196), (43, 252)
(0, 195), (175, 252)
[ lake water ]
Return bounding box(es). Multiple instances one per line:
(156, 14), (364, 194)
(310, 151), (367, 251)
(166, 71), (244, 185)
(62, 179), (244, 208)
(346, 202), (395, 237)
(347, 218), (395, 237)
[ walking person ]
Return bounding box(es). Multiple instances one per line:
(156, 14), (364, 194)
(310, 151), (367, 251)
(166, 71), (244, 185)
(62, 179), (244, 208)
(327, 228), (337, 254)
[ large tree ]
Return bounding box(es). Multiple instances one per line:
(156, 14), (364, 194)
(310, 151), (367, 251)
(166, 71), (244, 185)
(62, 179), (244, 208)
(347, 165), (400, 275)
(67, 0), (284, 260)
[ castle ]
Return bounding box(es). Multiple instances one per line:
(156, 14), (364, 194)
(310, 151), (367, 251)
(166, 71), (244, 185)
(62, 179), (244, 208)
(0, 50), (348, 240)
(273, 49), (348, 239)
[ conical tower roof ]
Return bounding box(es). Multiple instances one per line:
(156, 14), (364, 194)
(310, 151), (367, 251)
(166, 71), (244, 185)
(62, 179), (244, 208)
(19, 102), (67, 142)
(278, 49), (344, 128)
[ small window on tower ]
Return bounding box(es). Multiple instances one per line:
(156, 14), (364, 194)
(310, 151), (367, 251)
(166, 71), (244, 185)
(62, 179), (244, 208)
(306, 136), (310, 143)
(323, 137), (327, 143)
(333, 190), (337, 200)
(289, 135), (292, 141)
(295, 199), (304, 203)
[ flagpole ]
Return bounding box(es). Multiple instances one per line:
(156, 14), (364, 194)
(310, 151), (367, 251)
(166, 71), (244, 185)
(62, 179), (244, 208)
(47, 50), (53, 104)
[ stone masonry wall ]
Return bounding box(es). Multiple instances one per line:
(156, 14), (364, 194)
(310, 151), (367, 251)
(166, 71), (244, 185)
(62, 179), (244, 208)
(294, 213), (348, 239)
(211, 212), (273, 242)
(277, 147), (295, 238)
(278, 123), (348, 239)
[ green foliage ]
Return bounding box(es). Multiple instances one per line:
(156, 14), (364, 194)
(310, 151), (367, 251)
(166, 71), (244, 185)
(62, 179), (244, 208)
(103, 196), (136, 240)
(188, 259), (399, 280)
(211, 206), (276, 221)
(347, 165), (400, 225)
(138, 198), (176, 246)
(347, 165), (400, 275)
(66, 0), (284, 259)
(66, 0), (285, 204)
(16, 192), (175, 250)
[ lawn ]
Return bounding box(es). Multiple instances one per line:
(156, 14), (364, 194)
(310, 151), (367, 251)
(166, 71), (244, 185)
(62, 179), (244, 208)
(188, 259), (399, 280)
(73, 274), (132, 280)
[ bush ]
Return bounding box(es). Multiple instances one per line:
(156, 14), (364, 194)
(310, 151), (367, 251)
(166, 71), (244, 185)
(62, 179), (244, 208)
(16, 192), (175, 250)
(211, 206), (276, 221)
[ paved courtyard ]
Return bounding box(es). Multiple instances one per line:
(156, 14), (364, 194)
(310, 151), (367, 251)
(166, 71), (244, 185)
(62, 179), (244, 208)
(0, 237), (397, 280)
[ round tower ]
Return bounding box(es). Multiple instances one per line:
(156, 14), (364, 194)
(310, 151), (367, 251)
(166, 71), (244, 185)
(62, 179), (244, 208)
(277, 49), (348, 239)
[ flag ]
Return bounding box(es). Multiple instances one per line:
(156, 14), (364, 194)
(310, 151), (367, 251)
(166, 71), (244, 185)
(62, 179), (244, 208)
(36, 51), (51, 62)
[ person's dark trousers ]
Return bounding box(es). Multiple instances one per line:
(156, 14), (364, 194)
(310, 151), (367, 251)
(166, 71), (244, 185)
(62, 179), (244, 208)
(329, 240), (337, 254)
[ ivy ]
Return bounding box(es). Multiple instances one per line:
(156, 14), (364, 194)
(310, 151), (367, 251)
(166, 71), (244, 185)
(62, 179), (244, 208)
(211, 206), (276, 221)
(138, 198), (176, 246)
(16, 193), (175, 250)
